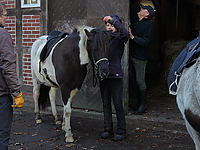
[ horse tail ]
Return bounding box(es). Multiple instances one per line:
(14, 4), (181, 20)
(38, 84), (50, 110)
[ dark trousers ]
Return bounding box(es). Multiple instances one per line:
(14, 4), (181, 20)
(0, 94), (13, 150)
(100, 78), (126, 135)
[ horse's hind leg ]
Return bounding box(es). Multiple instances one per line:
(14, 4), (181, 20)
(185, 120), (200, 150)
(49, 87), (61, 125)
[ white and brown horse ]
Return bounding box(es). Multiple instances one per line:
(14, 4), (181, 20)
(31, 25), (111, 142)
(177, 56), (200, 150)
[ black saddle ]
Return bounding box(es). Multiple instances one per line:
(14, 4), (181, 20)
(168, 36), (200, 95)
(38, 31), (69, 86)
(40, 31), (69, 61)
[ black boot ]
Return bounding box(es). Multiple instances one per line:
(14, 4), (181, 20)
(134, 89), (147, 114)
(101, 126), (113, 139)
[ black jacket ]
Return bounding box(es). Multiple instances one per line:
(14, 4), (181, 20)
(129, 3), (154, 61)
(107, 18), (129, 78)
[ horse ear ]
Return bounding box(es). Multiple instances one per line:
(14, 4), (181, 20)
(84, 29), (94, 40)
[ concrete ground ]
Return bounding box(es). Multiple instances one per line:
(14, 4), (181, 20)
(8, 96), (195, 150)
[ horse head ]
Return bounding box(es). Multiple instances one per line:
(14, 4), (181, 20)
(85, 28), (111, 79)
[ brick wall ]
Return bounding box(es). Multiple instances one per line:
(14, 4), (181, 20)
(22, 15), (40, 47)
(1, 0), (15, 8)
(22, 15), (40, 86)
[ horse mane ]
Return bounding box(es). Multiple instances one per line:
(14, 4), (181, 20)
(75, 25), (111, 51)
(72, 25), (111, 59)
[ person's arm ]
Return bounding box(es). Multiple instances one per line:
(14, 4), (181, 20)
(0, 31), (21, 97)
(109, 18), (129, 43)
(0, 31), (24, 108)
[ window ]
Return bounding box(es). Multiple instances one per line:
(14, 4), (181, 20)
(21, 0), (40, 8)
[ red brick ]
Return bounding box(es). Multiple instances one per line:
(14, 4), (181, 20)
(23, 35), (27, 38)
(23, 43), (28, 46)
(23, 16), (32, 19)
(24, 39), (31, 42)
(10, 16), (15, 19)
(32, 23), (40, 27)
(28, 34), (35, 38)
(23, 20), (27, 23)
(28, 27), (35, 30)
(24, 62), (31, 65)
(24, 54), (31, 58)
(25, 70), (31, 73)
(23, 31), (31, 34)
(28, 20), (35, 23)
(36, 27), (40, 30)
(28, 43), (33, 46)
(23, 23), (32, 27)
(32, 15), (40, 19)
(32, 31), (40, 34)
(6, 20), (11, 23)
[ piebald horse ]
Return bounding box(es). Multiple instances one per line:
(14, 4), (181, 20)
(31, 25), (111, 142)
(177, 56), (200, 150)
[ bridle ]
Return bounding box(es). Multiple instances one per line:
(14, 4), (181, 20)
(94, 58), (109, 69)
(91, 48), (109, 87)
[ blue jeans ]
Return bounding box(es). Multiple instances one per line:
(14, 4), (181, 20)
(130, 57), (147, 90)
(0, 94), (13, 150)
(100, 78), (126, 135)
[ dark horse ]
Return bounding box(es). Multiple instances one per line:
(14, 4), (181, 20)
(31, 25), (111, 142)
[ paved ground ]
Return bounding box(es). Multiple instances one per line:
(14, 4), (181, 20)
(8, 96), (195, 150)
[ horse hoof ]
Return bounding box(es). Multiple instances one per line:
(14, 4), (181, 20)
(66, 136), (74, 143)
(55, 120), (62, 125)
(36, 119), (42, 124)
(62, 125), (65, 130)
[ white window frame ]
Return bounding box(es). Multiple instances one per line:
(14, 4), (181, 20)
(21, 0), (40, 8)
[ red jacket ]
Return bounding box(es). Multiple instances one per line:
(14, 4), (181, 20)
(0, 24), (20, 97)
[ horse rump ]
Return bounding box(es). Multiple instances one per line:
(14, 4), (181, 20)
(38, 84), (50, 110)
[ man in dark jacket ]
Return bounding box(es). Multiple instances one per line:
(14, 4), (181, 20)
(0, 2), (24, 149)
(129, 3), (155, 114)
(100, 15), (129, 141)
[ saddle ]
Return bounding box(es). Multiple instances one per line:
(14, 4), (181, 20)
(37, 31), (69, 86)
(40, 31), (69, 61)
(168, 36), (200, 95)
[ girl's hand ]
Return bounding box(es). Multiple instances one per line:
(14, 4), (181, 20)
(103, 16), (112, 22)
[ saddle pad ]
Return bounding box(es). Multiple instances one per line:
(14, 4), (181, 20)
(168, 36), (200, 94)
(40, 31), (69, 61)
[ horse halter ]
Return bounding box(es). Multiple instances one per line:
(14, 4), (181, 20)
(94, 57), (109, 69)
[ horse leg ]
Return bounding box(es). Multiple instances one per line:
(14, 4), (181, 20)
(62, 88), (79, 143)
(49, 87), (61, 125)
(33, 81), (42, 124)
(185, 120), (200, 150)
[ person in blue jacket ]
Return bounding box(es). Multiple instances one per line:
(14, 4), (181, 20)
(129, 3), (155, 114)
(100, 15), (129, 141)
